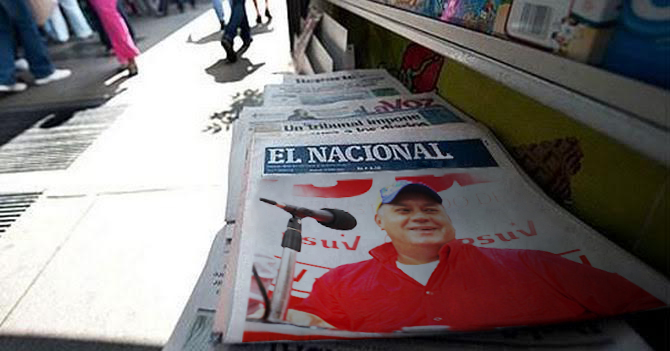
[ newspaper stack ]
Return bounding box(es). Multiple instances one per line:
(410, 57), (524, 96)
(164, 69), (669, 351)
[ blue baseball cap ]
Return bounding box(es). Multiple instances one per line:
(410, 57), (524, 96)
(375, 180), (442, 211)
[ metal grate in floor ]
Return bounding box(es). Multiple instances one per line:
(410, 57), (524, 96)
(0, 192), (41, 237)
(0, 104), (124, 174)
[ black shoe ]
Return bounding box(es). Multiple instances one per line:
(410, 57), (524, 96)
(177, 2), (184, 12)
(236, 39), (252, 57)
(220, 37), (237, 63)
(220, 20), (226, 31)
(256, 15), (262, 24)
(127, 61), (139, 77)
(265, 9), (272, 20)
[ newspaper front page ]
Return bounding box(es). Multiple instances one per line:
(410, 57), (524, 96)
(217, 124), (669, 343)
(226, 93), (476, 221)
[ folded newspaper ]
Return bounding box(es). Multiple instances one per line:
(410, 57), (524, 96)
(213, 121), (669, 343)
(163, 225), (232, 351)
(281, 69), (399, 84)
(261, 73), (410, 106)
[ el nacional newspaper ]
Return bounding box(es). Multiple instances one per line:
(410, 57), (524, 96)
(225, 92), (476, 221)
(214, 123), (669, 343)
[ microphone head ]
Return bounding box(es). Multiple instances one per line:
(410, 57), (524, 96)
(259, 198), (277, 205)
(318, 209), (357, 231)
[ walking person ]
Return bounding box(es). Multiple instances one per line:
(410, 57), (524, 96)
(87, 0), (140, 76)
(251, 0), (270, 24)
(220, 0), (251, 63)
(0, 0), (71, 93)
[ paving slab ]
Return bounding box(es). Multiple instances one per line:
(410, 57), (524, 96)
(0, 194), (96, 322)
(1, 189), (224, 345)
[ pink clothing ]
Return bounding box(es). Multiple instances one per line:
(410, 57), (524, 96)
(88, 0), (139, 64)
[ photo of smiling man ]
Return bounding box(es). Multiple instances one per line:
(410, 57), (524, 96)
(289, 180), (665, 333)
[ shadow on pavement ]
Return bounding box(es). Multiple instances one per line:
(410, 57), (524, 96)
(38, 109), (79, 129)
(186, 22), (273, 47)
(205, 58), (265, 84)
(0, 334), (160, 351)
(250, 21), (274, 36)
(186, 31), (221, 45)
(0, 107), (85, 147)
(204, 88), (263, 133)
(0, 104), (124, 174)
(0, 71), (130, 148)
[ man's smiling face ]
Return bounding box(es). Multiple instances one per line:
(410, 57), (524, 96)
(375, 191), (455, 250)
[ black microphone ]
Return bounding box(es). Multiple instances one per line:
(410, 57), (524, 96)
(259, 198), (357, 230)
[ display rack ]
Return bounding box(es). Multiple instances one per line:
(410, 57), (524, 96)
(325, 0), (670, 166)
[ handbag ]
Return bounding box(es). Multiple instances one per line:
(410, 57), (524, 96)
(27, 0), (58, 26)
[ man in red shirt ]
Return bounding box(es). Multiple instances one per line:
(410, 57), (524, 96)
(290, 180), (665, 333)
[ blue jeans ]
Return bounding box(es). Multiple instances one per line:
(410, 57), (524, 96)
(224, 0), (250, 43)
(213, 0), (227, 22)
(45, 6), (70, 42)
(45, 0), (94, 42)
(0, 0), (54, 85)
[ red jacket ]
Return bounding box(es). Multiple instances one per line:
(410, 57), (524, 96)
(296, 241), (664, 332)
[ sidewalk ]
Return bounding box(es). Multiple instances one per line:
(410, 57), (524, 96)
(0, 2), (293, 350)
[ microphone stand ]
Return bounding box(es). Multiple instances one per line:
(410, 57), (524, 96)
(267, 214), (302, 323)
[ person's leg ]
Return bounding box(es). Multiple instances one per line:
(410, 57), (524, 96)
(89, 0), (140, 65)
(264, 0), (270, 19)
(251, 0), (261, 23)
(222, 0), (245, 61)
(124, 0), (139, 15)
(45, 6), (71, 42)
(126, 0), (144, 15)
(223, 0), (245, 43)
(236, 1), (251, 56)
(84, 0), (112, 49)
(132, 0), (148, 16)
(138, 0), (160, 16)
(117, 0), (136, 40)
(239, 3), (250, 44)
(0, 3), (18, 86)
(59, 0), (94, 39)
(158, 0), (167, 15)
(212, 0), (225, 23)
(3, 0), (55, 79)
(175, 0), (185, 13)
(43, 18), (58, 42)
